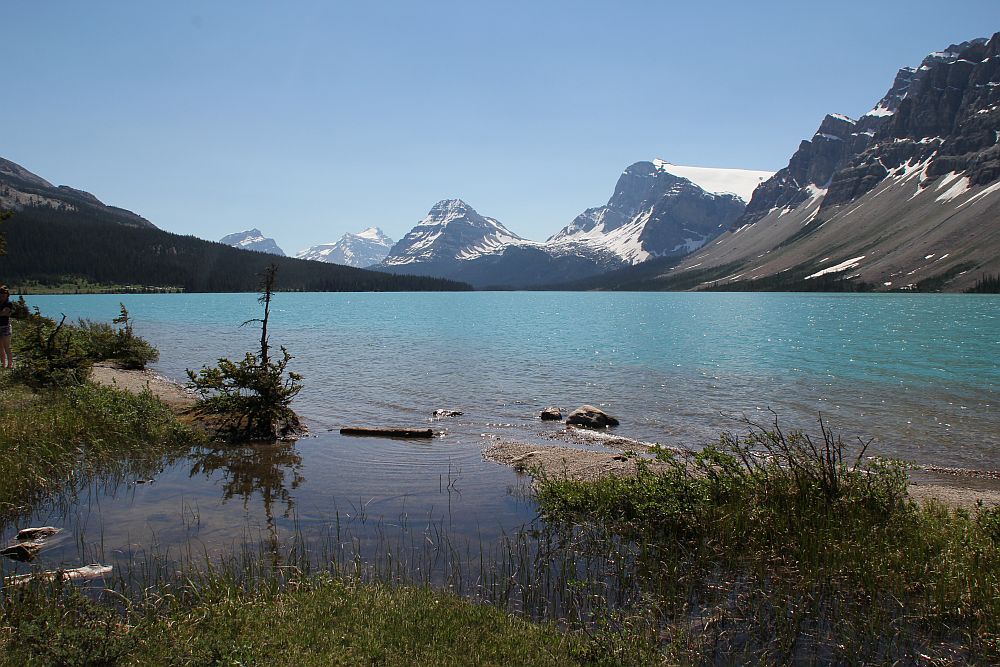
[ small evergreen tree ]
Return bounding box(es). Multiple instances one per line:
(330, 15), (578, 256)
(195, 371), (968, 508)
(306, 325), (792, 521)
(13, 310), (92, 388)
(186, 264), (303, 440)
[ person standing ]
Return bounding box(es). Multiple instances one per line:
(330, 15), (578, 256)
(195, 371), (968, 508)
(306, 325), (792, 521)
(0, 286), (13, 369)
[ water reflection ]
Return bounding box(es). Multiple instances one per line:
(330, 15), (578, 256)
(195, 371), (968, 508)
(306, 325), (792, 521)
(188, 441), (304, 558)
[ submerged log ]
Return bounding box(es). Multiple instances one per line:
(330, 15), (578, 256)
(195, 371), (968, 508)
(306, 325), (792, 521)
(340, 427), (434, 438)
(6, 564), (113, 586)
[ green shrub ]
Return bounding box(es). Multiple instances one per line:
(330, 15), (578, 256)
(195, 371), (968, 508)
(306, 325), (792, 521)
(78, 303), (159, 369)
(12, 309), (91, 388)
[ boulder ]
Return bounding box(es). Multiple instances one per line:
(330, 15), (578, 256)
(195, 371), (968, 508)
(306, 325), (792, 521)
(539, 406), (562, 421)
(566, 405), (619, 429)
(432, 409), (463, 418)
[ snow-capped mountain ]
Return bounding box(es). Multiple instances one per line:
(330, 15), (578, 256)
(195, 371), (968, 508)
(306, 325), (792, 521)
(219, 229), (286, 256)
(383, 199), (526, 266)
(296, 227), (395, 267)
(377, 164), (767, 288)
(548, 160), (757, 264)
(656, 34), (1000, 292)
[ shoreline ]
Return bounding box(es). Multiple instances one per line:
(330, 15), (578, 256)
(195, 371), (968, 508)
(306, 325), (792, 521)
(484, 427), (1000, 511)
(90, 363), (1000, 510)
(90, 362), (198, 413)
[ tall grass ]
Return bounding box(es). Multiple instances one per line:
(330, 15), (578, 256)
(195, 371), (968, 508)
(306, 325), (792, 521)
(535, 415), (1000, 663)
(0, 376), (195, 526)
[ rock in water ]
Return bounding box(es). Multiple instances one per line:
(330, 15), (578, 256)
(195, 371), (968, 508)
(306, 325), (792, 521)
(1, 542), (43, 562)
(540, 406), (562, 421)
(15, 526), (60, 541)
(566, 405), (620, 428)
(432, 409), (463, 418)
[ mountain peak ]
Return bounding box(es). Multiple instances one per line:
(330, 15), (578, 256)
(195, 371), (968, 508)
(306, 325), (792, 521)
(355, 226), (387, 240)
(384, 200), (524, 266)
(297, 226), (395, 267)
(219, 229), (286, 256)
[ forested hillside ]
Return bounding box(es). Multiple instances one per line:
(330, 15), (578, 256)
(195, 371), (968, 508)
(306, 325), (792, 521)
(0, 207), (470, 292)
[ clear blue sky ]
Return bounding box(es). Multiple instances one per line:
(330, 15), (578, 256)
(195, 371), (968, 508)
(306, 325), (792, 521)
(4, 1), (998, 253)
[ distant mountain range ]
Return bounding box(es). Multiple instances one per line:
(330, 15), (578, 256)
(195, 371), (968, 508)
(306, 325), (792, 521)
(4, 33), (997, 293)
(296, 227), (394, 267)
(0, 160), (469, 292)
(374, 161), (771, 288)
(219, 229), (286, 256)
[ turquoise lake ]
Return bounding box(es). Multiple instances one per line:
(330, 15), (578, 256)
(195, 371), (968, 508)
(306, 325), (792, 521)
(5, 292), (998, 574)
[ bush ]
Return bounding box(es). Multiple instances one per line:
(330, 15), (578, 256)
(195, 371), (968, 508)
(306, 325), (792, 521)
(78, 303), (159, 369)
(11, 301), (159, 387)
(12, 309), (92, 388)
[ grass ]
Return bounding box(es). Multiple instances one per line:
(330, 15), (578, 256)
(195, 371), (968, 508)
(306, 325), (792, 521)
(534, 415), (1000, 663)
(9, 278), (184, 294)
(0, 575), (607, 666)
(0, 376), (195, 525)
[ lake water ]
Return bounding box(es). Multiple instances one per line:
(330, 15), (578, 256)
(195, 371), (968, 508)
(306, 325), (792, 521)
(4, 292), (998, 577)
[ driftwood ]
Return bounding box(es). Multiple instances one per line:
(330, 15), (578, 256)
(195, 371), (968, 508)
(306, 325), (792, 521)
(340, 427), (434, 438)
(6, 564), (113, 586)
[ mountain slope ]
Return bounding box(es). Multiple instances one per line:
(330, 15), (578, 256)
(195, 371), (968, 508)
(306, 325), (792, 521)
(383, 199), (526, 267)
(297, 227), (394, 267)
(219, 229), (286, 256)
(1, 157), (156, 229)
(647, 34), (1000, 292)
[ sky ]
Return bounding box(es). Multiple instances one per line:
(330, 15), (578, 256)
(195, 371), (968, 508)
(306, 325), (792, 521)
(3, 1), (999, 254)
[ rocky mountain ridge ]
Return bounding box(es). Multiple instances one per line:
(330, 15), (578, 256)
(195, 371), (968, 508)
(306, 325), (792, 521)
(0, 157), (156, 229)
(378, 162), (769, 287)
(656, 33), (1000, 292)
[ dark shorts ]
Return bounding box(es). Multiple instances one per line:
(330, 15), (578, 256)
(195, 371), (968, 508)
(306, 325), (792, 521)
(0, 324), (11, 337)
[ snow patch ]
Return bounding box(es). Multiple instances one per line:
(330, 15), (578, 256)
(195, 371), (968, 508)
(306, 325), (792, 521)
(651, 159), (773, 202)
(957, 180), (1000, 208)
(806, 256), (866, 280)
(935, 174), (971, 202)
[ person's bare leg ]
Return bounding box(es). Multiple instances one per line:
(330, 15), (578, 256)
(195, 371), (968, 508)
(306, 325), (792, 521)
(0, 336), (12, 368)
